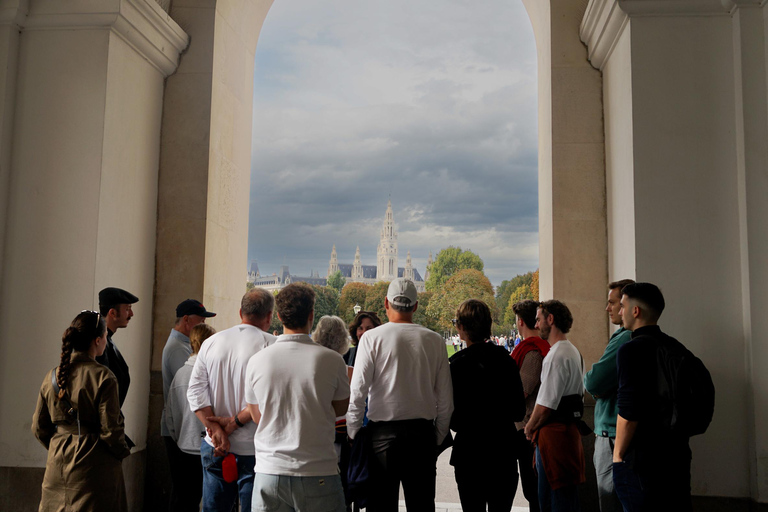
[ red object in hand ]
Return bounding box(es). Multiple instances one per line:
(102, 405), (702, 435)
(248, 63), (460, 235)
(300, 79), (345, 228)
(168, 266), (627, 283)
(222, 453), (238, 483)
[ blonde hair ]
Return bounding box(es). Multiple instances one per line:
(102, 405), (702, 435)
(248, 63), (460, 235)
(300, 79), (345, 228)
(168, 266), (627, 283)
(190, 324), (216, 354)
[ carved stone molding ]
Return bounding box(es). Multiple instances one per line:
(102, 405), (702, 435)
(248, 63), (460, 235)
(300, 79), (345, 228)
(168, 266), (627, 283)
(21, 0), (188, 76)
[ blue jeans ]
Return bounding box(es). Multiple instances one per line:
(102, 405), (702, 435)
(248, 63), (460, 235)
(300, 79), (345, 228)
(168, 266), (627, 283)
(201, 441), (255, 512)
(251, 473), (345, 512)
(612, 461), (644, 512)
(536, 446), (580, 512)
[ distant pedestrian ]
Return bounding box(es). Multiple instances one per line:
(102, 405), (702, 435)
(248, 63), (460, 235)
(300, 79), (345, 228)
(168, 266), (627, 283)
(187, 288), (277, 512)
(524, 300), (585, 512)
(449, 299), (525, 512)
(162, 299), (216, 512)
(96, 287), (139, 447)
(33, 310), (130, 511)
(510, 300), (549, 512)
(584, 279), (634, 512)
(348, 278), (453, 512)
(165, 323), (217, 512)
(246, 285), (350, 512)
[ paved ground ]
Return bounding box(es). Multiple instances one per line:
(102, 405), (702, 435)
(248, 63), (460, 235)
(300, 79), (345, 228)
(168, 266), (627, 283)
(394, 447), (531, 512)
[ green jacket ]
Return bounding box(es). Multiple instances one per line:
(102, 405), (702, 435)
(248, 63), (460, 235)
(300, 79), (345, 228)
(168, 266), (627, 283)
(584, 327), (632, 437)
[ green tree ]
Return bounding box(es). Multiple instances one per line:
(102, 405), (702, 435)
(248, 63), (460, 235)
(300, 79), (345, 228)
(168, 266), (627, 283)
(363, 281), (390, 323)
(413, 291), (439, 332)
(311, 285), (340, 329)
(495, 270), (535, 316)
(425, 246), (484, 292)
(503, 283), (535, 326)
(530, 269), (540, 301)
(246, 281), (255, 292)
(426, 269), (497, 332)
(339, 282), (369, 323)
(326, 270), (346, 295)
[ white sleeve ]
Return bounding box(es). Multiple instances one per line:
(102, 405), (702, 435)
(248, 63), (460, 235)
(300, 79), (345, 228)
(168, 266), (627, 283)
(187, 346), (211, 412)
(244, 353), (260, 406)
(347, 333), (374, 439)
(433, 342), (454, 444)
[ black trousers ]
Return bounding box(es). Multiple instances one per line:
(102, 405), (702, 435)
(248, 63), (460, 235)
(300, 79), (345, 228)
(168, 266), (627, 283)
(512, 428), (540, 512)
(454, 461), (516, 512)
(367, 419), (437, 512)
(164, 436), (203, 512)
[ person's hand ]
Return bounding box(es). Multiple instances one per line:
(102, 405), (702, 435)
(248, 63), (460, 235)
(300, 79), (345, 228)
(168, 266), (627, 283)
(207, 415), (238, 436)
(211, 428), (230, 457)
(524, 425), (533, 441)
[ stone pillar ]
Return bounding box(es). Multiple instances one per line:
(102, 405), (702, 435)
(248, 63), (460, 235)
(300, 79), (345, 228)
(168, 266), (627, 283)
(0, 1), (187, 510)
(581, 0), (768, 503)
(522, 0), (609, 376)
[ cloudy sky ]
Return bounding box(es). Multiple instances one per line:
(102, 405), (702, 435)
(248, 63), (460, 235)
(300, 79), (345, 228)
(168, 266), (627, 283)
(248, 0), (538, 288)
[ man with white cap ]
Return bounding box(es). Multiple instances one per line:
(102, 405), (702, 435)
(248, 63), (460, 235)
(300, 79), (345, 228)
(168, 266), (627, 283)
(347, 278), (454, 512)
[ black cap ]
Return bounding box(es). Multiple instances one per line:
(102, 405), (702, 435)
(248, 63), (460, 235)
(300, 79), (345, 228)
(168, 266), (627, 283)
(176, 299), (216, 318)
(99, 287), (139, 307)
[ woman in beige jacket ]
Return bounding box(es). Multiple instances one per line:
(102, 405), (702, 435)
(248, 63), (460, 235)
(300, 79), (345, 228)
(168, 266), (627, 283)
(32, 310), (131, 511)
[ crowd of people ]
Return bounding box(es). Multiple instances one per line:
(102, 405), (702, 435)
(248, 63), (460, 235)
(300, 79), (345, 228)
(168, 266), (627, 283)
(31, 277), (705, 512)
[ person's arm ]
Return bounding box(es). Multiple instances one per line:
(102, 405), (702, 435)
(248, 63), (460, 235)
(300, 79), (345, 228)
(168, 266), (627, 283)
(206, 408), (252, 436)
(434, 347), (454, 445)
(98, 375), (131, 460)
(524, 403), (552, 440)
(584, 331), (629, 398)
(613, 414), (638, 462)
(519, 352), (542, 398)
(194, 406), (230, 456)
(347, 335), (374, 440)
(332, 397), (349, 417)
(32, 376), (55, 449)
(246, 403), (262, 426)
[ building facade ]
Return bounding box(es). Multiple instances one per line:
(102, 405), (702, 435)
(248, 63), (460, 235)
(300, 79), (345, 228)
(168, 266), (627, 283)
(328, 201), (426, 292)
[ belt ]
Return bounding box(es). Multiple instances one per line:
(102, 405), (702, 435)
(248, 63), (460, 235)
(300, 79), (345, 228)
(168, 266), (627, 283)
(56, 424), (100, 435)
(598, 431), (615, 438)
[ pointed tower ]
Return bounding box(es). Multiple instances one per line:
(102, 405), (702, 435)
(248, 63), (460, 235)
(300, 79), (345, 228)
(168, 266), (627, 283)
(328, 244), (339, 277)
(424, 251), (433, 283)
(404, 250), (414, 281)
(353, 246), (363, 280)
(376, 200), (398, 280)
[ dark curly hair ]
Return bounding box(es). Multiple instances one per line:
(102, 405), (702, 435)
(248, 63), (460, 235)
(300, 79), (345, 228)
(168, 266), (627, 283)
(275, 283), (315, 329)
(538, 300), (573, 334)
(348, 311), (382, 344)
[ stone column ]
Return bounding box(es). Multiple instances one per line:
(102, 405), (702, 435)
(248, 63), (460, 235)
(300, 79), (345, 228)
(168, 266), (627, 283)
(0, 1), (187, 509)
(581, 0), (768, 503)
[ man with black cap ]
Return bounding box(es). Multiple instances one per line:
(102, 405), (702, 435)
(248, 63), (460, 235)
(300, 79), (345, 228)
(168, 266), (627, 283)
(347, 278), (453, 512)
(162, 299), (216, 511)
(97, 286), (139, 447)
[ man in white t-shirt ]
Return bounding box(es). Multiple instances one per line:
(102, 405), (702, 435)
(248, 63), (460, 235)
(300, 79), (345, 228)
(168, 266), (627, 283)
(245, 282), (350, 512)
(187, 288), (277, 512)
(347, 278), (453, 512)
(524, 300), (585, 512)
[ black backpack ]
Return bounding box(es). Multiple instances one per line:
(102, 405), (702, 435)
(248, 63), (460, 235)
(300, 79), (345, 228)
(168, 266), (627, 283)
(656, 340), (715, 437)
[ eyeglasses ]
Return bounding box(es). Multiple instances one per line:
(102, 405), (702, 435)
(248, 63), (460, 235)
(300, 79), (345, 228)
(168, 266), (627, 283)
(451, 318), (458, 327)
(81, 310), (100, 330)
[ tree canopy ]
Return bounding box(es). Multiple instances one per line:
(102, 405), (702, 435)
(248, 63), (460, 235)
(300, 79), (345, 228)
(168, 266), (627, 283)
(426, 269), (497, 332)
(413, 291), (439, 331)
(311, 284), (340, 329)
(501, 269), (540, 326)
(425, 246), (484, 292)
(326, 270), (346, 295)
(363, 281), (390, 323)
(339, 282), (369, 323)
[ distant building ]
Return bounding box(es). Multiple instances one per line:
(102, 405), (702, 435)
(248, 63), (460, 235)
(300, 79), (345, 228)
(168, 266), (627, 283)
(248, 201), (428, 293)
(328, 201), (426, 292)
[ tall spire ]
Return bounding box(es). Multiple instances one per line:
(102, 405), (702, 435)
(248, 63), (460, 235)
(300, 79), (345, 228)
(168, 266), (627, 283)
(377, 201), (398, 280)
(328, 244), (339, 277)
(353, 246), (362, 279)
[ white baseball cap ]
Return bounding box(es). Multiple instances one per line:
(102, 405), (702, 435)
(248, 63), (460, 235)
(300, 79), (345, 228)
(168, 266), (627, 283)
(387, 278), (418, 307)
